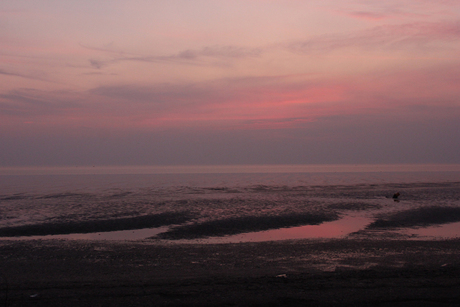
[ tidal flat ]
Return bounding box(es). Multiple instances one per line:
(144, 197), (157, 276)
(1, 172), (459, 305)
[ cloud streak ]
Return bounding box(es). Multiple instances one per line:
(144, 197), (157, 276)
(0, 68), (51, 82)
(346, 11), (388, 20)
(82, 20), (460, 72)
(3, 62), (459, 133)
(288, 21), (460, 54)
(86, 45), (263, 69)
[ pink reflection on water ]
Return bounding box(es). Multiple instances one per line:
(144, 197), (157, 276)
(402, 222), (460, 239)
(203, 215), (372, 243)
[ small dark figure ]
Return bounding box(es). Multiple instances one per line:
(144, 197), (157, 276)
(392, 192), (400, 202)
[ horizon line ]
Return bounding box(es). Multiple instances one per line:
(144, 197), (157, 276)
(1, 164), (460, 175)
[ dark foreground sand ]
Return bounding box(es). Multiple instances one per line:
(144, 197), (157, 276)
(1, 238), (460, 306)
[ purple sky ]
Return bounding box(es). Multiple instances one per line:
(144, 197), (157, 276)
(1, 0), (460, 167)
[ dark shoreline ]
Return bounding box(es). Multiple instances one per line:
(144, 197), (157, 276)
(1, 238), (460, 306)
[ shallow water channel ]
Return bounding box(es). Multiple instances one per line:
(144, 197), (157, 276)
(3, 215), (460, 243)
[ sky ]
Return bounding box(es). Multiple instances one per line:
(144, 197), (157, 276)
(1, 0), (460, 167)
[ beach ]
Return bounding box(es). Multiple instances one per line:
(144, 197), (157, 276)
(2, 238), (460, 306)
(1, 171), (460, 305)
(4, 0), (460, 302)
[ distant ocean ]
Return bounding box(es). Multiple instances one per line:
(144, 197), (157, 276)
(1, 165), (459, 242)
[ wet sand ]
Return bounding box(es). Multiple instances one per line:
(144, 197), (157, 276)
(1, 238), (460, 306)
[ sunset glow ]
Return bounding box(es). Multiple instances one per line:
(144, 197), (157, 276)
(1, 0), (459, 166)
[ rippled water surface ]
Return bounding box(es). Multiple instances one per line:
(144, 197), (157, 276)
(1, 169), (459, 242)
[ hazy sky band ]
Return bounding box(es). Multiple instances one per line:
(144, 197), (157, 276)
(1, 1), (459, 166)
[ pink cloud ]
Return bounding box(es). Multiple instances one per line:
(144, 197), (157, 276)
(345, 11), (388, 21)
(288, 21), (460, 53)
(3, 62), (458, 135)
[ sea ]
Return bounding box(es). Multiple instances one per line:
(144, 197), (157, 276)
(1, 165), (459, 243)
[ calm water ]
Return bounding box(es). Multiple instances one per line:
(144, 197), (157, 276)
(1, 166), (459, 242)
